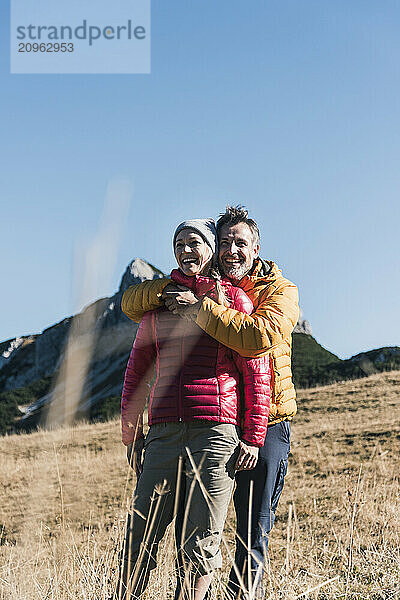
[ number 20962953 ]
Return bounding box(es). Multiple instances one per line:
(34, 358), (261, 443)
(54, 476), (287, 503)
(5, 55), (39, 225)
(18, 42), (74, 52)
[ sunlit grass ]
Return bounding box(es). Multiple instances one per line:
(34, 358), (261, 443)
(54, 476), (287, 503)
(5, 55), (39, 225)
(1, 370), (399, 599)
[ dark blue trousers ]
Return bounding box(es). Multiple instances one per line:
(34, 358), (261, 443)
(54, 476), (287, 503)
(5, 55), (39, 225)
(227, 420), (291, 599)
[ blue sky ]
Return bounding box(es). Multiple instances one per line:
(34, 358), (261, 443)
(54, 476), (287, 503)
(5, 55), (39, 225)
(1, 0), (399, 359)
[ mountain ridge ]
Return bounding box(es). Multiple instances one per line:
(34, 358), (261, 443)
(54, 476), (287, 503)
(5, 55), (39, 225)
(1, 258), (399, 435)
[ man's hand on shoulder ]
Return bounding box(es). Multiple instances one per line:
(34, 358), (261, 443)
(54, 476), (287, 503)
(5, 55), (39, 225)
(235, 440), (259, 471)
(162, 284), (200, 320)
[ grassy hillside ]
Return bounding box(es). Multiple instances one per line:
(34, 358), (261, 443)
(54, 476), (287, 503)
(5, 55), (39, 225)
(292, 333), (341, 387)
(0, 370), (399, 599)
(0, 377), (53, 435)
(292, 335), (400, 388)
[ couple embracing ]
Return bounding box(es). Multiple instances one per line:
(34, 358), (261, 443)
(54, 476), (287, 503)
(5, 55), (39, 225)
(117, 206), (299, 600)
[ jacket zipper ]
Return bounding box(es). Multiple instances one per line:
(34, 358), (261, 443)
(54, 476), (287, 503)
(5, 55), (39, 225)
(178, 325), (184, 422)
(270, 354), (275, 405)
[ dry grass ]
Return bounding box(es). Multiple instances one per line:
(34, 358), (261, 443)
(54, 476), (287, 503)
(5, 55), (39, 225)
(1, 370), (399, 599)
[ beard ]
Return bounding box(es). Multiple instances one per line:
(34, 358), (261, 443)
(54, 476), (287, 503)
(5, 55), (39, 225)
(221, 260), (250, 281)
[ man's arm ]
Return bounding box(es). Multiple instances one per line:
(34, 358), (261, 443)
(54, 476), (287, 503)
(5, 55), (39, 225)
(196, 279), (299, 358)
(121, 278), (171, 322)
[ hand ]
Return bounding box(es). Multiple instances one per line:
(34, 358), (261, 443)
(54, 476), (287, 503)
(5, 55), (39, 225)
(127, 437), (145, 477)
(235, 440), (259, 471)
(161, 283), (182, 297)
(161, 283), (186, 313)
(162, 285), (200, 317)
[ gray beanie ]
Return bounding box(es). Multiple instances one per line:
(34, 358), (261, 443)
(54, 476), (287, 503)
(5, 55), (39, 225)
(173, 219), (217, 254)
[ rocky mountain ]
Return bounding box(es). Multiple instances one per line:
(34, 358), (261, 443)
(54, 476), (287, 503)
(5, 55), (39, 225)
(0, 258), (164, 433)
(1, 258), (399, 435)
(293, 310), (312, 335)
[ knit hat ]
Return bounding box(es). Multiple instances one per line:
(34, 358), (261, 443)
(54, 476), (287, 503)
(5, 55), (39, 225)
(173, 219), (217, 254)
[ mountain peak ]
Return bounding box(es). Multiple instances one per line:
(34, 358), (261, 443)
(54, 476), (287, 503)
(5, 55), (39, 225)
(118, 258), (165, 294)
(293, 310), (312, 335)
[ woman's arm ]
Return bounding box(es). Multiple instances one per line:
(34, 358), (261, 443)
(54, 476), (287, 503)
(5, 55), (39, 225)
(227, 285), (271, 448)
(233, 353), (271, 448)
(121, 278), (172, 322)
(121, 312), (156, 445)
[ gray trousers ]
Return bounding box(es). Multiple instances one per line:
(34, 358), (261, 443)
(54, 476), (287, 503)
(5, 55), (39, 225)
(116, 421), (239, 599)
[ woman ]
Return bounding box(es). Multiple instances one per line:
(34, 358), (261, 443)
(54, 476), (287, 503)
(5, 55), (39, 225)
(117, 219), (271, 600)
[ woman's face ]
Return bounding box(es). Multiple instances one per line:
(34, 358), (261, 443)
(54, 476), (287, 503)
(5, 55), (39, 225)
(174, 229), (213, 276)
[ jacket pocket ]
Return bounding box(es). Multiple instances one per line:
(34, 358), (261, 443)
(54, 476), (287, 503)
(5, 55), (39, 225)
(281, 420), (291, 448)
(144, 423), (164, 449)
(271, 458), (288, 514)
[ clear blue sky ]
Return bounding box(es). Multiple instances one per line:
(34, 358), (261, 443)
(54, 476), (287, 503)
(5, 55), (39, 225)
(1, 1), (399, 359)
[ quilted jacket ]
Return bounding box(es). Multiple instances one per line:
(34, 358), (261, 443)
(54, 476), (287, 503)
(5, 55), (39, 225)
(121, 271), (271, 447)
(121, 259), (299, 425)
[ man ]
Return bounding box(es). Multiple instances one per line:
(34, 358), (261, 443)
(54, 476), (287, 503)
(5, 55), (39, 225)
(121, 206), (299, 599)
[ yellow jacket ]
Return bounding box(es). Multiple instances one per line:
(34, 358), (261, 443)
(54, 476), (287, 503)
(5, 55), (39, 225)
(121, 259), (299, 424)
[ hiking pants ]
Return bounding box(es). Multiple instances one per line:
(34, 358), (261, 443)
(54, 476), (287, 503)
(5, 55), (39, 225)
(227, 420), (291, 599)
(116, 421), (239, 600)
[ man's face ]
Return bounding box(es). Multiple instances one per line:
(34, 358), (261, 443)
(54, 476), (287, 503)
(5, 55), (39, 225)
(218, 223), (259, 281)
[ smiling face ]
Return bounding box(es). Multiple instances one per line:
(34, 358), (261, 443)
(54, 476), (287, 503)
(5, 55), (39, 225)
(174, 229), (213, 276)
(218, 222), (260, 281)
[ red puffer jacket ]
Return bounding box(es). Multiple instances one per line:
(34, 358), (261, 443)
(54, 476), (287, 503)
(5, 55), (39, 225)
(121, 270), (271, 447)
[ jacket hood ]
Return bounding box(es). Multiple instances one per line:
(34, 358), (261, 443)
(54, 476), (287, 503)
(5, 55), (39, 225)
(243, 258), (282, 281)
